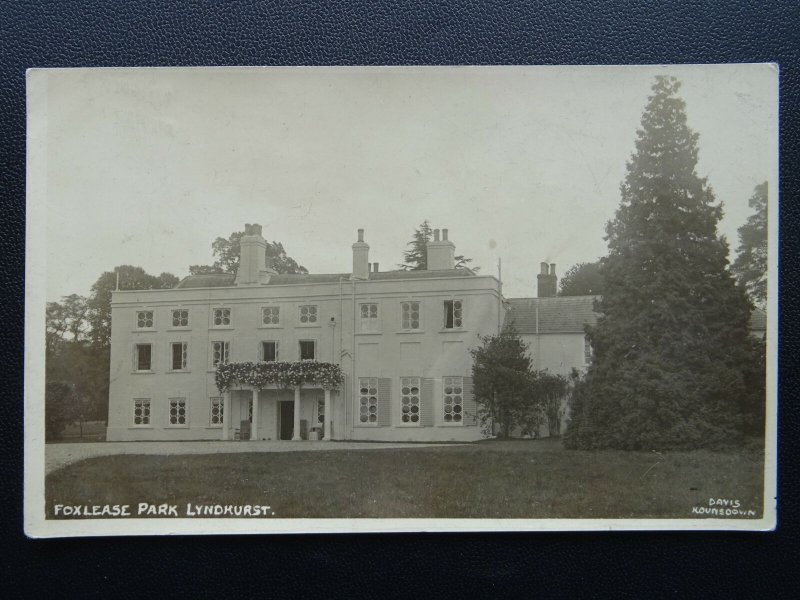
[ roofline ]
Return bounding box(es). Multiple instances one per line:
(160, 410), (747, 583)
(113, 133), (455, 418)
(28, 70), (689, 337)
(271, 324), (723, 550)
(112, 272), (502, 294)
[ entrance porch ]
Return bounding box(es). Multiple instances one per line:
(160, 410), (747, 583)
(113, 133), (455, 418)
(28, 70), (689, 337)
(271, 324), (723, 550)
(222, 385), (333, 442)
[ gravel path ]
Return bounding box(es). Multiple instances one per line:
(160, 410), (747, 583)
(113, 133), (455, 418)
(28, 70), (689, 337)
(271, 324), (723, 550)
(45, 440), (464, 475)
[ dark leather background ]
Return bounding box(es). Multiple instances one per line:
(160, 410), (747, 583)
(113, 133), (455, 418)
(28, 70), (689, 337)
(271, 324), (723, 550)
(2, 1), (798, 597)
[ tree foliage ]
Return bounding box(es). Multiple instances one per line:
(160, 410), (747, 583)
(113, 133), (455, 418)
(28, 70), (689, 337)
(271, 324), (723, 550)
(191, 230), (308, 276)
(565, 76), (761, 450)
(558, 261), (604, 296)
(470, 326), (535, 438)
(732, 182), (768, 307)
(399, 220), (477, 271)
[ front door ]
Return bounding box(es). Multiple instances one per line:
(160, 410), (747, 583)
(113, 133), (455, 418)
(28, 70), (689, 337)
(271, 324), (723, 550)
(279, 401), (294, 440)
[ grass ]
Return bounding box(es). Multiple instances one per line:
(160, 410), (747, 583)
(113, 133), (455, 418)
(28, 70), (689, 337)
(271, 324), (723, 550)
(45, 439), (765, 519)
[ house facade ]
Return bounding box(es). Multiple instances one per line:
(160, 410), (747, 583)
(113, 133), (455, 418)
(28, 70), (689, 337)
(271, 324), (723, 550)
(107, 225), (505, 442)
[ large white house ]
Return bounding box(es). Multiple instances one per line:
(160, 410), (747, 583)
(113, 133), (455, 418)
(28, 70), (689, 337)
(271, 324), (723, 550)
(107, 224), (505, 443)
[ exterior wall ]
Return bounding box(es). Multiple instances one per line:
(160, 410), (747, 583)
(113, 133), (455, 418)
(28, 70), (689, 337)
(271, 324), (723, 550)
(108, 274), (503, 442)
(521, 332), (589, 377)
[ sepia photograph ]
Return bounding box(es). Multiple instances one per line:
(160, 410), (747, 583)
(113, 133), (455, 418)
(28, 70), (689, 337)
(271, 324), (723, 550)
(24, 65), (777, 536)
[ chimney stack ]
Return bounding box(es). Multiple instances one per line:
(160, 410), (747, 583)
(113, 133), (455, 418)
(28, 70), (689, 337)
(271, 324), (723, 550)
(235, 223), (271, 285)
(537, 261), (557, 297)
(352, 229), (370, 279)
(427, 227), (456, 270)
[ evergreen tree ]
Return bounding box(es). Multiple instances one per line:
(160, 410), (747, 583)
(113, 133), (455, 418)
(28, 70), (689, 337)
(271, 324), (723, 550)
(558, 261), (604, 296)
(399, 220), (477, 271)
(732, 182), (768, 307)
(564, 77), (756, 450)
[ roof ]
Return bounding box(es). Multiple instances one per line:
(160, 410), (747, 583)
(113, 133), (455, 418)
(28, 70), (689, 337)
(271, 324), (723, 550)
(505, 296), (768, 335)
(504, 296), (600, 334)
(173, 268), (477, 289)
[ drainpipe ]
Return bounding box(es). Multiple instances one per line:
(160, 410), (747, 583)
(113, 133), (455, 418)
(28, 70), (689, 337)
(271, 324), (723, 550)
(351, 277), (357, 440)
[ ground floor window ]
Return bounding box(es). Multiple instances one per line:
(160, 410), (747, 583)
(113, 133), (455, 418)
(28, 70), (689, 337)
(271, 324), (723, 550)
(358, 377), (379, 424)
(400, 377), (421, 424)
(169, 397), (187, 425)
(209, 397), (224, 426)
(443, 376), (464, 424)
(133, 398), (151, 426)
(316, 397), (325, 426)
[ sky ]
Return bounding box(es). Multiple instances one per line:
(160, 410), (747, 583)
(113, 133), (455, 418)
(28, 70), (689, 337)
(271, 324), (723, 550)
(34, 65), (778, 301)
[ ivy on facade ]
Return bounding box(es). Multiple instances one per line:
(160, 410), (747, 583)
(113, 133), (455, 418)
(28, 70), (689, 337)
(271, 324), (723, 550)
(215, 361), (344, 392)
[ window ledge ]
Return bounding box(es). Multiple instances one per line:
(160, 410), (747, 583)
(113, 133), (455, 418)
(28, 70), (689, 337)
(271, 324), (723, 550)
(395, 330), (424, 335)
(439, 328), (467, 333)
(128, 426), (154, 429)
(355, 331), (382, 336)
(131, 330), (157, 334)
(258, 325), (283, 329)
(131, 370), (155, 375)
(296, 324), (321, 328)
(209, 326), (234, 331)
(167, 327), (192, 332)
(206, 426), (223, 429)
(167, 370), (191, 374)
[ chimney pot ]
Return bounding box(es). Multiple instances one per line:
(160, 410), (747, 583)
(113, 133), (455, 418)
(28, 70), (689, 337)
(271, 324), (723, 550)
(357, 228), (364, 243)
(433, 229), (440, 241)
(550, 263), (556, 275)
(442, 228), (449, 241)
(540, 262), (549, 275)
(373, 262), (379, 272)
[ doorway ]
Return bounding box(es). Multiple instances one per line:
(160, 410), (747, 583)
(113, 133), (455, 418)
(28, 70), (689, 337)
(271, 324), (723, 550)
(278, 401), (294, 440)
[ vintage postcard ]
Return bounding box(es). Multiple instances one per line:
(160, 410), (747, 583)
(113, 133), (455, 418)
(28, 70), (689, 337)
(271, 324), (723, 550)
(24, 65), (778, 536)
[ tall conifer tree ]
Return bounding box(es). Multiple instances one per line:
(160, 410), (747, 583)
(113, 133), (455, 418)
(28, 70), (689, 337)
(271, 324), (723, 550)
(565, 77), (756, 450)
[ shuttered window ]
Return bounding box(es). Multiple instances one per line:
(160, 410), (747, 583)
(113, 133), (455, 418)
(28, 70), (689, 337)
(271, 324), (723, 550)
(462, 376), (476, 426)
(400, 377), (421, 425)
(357, 377), (391, 426)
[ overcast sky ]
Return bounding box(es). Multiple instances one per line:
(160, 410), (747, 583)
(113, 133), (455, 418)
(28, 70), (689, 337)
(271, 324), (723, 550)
(35, 65), (777, 301)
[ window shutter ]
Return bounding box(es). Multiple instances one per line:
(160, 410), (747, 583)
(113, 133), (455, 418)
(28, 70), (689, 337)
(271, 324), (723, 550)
(377, 377), (391, 427)
(343, 373), (350, 431)
(420, 378), (434, 427)
(462, 376), (477, 426)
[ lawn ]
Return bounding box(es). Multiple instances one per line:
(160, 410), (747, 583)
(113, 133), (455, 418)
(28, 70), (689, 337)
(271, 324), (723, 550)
(45, 439), (765, 519)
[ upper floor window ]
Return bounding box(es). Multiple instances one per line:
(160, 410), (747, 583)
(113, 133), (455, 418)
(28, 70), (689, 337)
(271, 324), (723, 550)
(299, 305), (318, 324)
(134, 343), (152, 371)
(172, 309), (189, 327)
(136, 310), (154, 329)
(211, 341), (230, 367)
(360, 303), (379, 332)
(262, 306), (280, 326)
(262, 341), (278, 362)
(401, 301), (421, 330)
(443, 300), (463, 329)
(299, 340), (316, 361)
(170, 342), (188, 371)
(443, 376), (464, 425)
(212, 308), (231, 327)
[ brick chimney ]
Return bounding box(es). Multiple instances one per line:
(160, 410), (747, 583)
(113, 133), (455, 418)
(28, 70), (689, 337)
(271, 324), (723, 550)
(235, 223), (272, 285)
(352, 229), (370, 279)
(427, 228), (456, 270)
(537, 262), (557, 297)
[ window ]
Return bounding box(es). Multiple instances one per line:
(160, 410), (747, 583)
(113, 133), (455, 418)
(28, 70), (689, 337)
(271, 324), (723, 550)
(299, 340), (316, 361)
(133, 398), (151, 426)
(212, 308), (231, 327)
(262, 341), (278, 362)
(316, 397), (325, 426)
(299, 305), (318, 324)
(443, 300), (463, 329)
(211, 341), (229, 367)
(171, 309), (189, 327)
(170, 342), (188, 371)
(443, 376), (464, 424)
(400, 377), (421, 424)
(584, 336), (592, 365)
(136, 310), (154, 329)
(262, 306), (280, 326)
(401, 301), (421, 330)
(134, 344), (152, 371)
(209, 397), (224, 426)
(358, 377), (379, 424)
(169, 397), (187, 426)
(360, 303), (379, 332)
